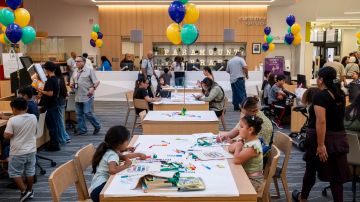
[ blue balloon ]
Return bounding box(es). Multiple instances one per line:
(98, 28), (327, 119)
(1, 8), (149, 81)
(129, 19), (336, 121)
(90, 39), (96, 47)
(97, 32), (103, 39)
(262, 43), (269, 52)
(6, 0), (22, 10)
(264, 26), (271, 35)
(5, 23), (22, 44)
(284, 33), (294, 45)
(168, 1), (186, 24)
(286, 15), (296, 26)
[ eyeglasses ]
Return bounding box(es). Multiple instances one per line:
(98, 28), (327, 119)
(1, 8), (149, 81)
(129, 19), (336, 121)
(75, 60), (83, 63)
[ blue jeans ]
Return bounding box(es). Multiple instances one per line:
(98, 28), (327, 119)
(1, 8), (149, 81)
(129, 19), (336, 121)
(90, 182), (106, 202)
(58, 104), (70, 143)
(45, 106), (62, 146)
(231, 78), (247, 108)
(175, 77), (185, 86)
(75, 97), (101, 134)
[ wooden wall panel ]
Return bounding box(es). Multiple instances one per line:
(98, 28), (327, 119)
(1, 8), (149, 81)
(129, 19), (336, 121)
(99, 6), (267, 70)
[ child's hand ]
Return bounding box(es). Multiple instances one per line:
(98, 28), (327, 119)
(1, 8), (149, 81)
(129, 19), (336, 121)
(124, 158), (132, 168)
(216, 135), (230, 143)
(137, 153), (147, 160)
(126, 147), (135, 152)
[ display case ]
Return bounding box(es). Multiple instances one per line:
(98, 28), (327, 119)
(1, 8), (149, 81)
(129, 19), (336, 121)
(153, 43), (246, 70)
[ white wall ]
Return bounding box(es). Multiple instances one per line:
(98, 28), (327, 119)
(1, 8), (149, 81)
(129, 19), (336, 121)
(24, 0), (98, 59)
(341, 29), (360, 58)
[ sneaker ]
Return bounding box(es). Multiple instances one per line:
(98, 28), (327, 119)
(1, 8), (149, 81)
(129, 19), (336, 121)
(19, 191), (31, 202)
(93, 128), (101, 135)
(271, 120), (283, 130)
(28, 190), (34, 199)
(66, 139), (71, 144)
(75, 132), (87, 136)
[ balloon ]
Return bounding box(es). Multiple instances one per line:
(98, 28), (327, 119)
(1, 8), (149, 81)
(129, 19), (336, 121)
(90, 39), (96, 47)
(287, 26), (291, 33)
(266, 35), (273, 43)
(97, 32), (103, 39)
(1, 24), (6, 33)
(262, 43), (269, 52)
(0, 33), (6, 44)
(14, 8), (30, 28)
(263, 35), (267, 42)
(183, 3), (199, 24)
(91, 32), (98, 40)
(264, 26), (271, 35)
(356, 32), (360, 39)
(166, 23), (181, 45)
(291, 23), (301, 35)
(180, 0), (188, 4)
(0, 8), (15, 27)
(286, 15), (296, 26)
(268, 43), (275, 52)
(181, 24), (198, 45)
(168, 1), (186, 24)
(92, 24), (100, 32)
(21, 26), (36, 44)
(6, 0), (22, 10)
(284, 33), (294, 45)
(293, 34), (302, 46)
(96, 39), (103, 48)
(5, 23), (22, 44)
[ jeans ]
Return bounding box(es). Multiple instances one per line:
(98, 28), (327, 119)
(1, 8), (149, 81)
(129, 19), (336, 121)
(90, 182), (106, 202)
(231, 78), (246, 108)
(75, 97), (101, 134)
(146, 75), (154, 97)
(175, 77), (185, 86)
(58, 104), (70, 143)
(45, 106), (61, 146)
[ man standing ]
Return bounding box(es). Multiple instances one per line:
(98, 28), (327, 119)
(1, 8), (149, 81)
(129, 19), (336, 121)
(226, 52), (248, 111)
(70, 56), (101, 136)
(141, 51), (158, 97)
(82, 53), (93, 69)
(323, 58), (346, 83)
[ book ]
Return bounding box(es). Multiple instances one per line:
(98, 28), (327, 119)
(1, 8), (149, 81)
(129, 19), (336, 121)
(177, 177), (206, 192)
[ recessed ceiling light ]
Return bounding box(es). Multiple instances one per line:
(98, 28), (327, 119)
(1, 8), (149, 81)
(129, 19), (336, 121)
(344, 12), (360, 15)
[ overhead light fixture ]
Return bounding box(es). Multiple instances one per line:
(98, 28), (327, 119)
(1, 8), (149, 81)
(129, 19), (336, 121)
(344, 12), (360, 15)
(316, 18), (360, 22)
(93, 0), (274, 3)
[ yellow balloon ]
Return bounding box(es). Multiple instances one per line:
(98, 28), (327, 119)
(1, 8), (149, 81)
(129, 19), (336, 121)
(291, 23), (301, 35)
(91, 32), (98, 41)
(263, 35), (267, 42)
(183, 3), (199, 24)
(14, 8), (31, 28)
(268, 43), (275, 52)
(96, 39), (103, 48)
(166, 23), (181, 45)
(357, 39), (360, 45)
(1, 25), (6, 33)
(0, 34), (6, 44)
(356, 32), (360, 39)
(293, 34), (302, 46)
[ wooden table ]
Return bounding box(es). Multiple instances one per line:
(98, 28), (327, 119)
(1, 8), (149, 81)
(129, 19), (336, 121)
(100, 135), (257, 202)
(0, 119), (7, 127)
(153, 93), (209, 111)
(162, 87), (203, 94)
(142, 111), (219, 135)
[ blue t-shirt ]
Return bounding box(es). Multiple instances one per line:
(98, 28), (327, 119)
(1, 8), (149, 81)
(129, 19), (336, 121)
(27, 100), (39, 120)
(101, 61), (112, 71)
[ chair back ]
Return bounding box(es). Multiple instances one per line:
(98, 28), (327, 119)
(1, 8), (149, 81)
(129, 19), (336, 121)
(256, 85), (260, 97)
(125, 91), (134, 108)
(347, 133), (360, 165)
(74, 144), (95, 200)
(133, 99), (149, 111)
(273, 131), (292, 177)
(139, 110), (147, 122)
(49, 160), (83, 202)
(258, 145), (280, 202)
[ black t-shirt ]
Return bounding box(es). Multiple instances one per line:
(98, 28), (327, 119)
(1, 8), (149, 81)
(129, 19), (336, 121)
(42, 76), (59, 109)
(133, 88), (151, 114)
(308, 90), (345, 131)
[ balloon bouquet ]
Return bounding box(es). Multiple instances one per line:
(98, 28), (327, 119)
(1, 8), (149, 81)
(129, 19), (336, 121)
(0, 0), (36, 45)
(166, 0), (200, 45)
(284, 15), (302, 46)
(356, 32), (360, 46)
(262, 26), (275, 52)
(90, 24), (103, 48)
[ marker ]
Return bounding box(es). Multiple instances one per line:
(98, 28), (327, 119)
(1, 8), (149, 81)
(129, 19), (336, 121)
(121, 175), (129, 178)
(167, 154), (183, 157)
(161, 140), (170, 144)
(201, 164), (211, 170)
(149, 144), (168, 148)
(134, 143), (140, 150)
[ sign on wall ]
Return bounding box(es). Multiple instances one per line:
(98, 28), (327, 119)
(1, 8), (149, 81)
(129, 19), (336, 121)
(264, 56), (284, 75)
(2, 53), (24, 79)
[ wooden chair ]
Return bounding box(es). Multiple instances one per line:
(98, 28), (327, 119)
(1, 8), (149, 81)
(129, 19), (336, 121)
(124, 91), (135, 126)
(49, 160), (91, 202)
(257, 145), (280, 202)
(74, 144), (95, 200)
(272, 132), (292, 202)
(131, 99), (149, 136)
(139, 110), (147, 122)
(219, 97), (228, 131)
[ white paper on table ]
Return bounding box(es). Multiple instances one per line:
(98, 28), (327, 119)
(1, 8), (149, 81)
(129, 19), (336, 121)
(144, 111), (218, 122)
(191, 148), (233, 161)
(192, 133), (231, 147)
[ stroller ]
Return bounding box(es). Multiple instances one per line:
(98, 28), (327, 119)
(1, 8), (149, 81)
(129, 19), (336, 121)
(289, 106), (308, 152)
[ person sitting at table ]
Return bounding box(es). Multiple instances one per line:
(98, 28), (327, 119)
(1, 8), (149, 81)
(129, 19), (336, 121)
(90, 125), (146, 202)
(197, 66), (214, 87)
(120, 53), (134, 70)
(217, 96), (273, 145)
(194, 77), (225, 117)
(344, 95), (360, 136)
(99, 56), (112, 71)
(133, 79), (161, 114)
(228, 115), (264, 191)
(262, 73), (275, 105)
(155, 76), (170, 97)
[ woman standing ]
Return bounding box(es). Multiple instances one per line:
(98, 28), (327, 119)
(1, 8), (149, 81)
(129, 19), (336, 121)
(292, 67), (350, 202)
(100, 56), (112, 71)
(345, 56), (359, 79)
(172, 56), (185, 86)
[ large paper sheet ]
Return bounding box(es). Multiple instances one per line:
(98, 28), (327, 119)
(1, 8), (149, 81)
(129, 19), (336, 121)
(104, 135), (240, 198)
(144, 111), (218, 122)
(153, 93), (205, 105)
